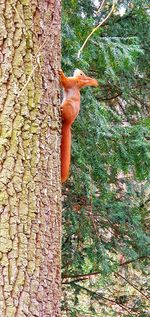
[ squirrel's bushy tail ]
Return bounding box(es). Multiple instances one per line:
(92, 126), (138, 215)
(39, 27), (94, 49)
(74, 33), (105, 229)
(61, 123), (71, 183)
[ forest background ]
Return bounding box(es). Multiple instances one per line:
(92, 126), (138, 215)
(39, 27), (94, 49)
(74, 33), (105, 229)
(61, 1), (150, 316)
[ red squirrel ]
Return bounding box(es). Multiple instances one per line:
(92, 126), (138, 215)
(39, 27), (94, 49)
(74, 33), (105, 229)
(59, 69), (98, 183)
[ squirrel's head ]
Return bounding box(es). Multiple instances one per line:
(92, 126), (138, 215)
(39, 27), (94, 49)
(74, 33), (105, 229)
(73, 69), (98, 88)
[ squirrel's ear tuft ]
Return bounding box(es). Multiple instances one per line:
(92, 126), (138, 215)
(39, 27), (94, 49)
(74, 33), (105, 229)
(73, 69), (80, 77)
(73, 69), (85, 77)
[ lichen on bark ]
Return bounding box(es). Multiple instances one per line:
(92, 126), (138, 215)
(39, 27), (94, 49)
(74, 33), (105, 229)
(0, 1), (62, 316)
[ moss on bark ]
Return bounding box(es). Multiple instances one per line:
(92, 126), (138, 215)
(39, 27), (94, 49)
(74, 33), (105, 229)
(0, 1), (62, 316)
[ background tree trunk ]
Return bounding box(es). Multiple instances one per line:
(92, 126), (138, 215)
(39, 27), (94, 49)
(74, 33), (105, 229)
(0, 1), (61, 316)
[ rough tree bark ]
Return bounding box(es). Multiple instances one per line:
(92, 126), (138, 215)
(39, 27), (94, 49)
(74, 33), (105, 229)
(0, 1), (61, 316)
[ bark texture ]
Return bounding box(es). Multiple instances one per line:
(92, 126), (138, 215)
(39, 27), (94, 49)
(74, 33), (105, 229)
(0, 1), (61, 316)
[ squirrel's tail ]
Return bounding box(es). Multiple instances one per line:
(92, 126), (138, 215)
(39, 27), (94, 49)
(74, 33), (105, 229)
(61, 123), (71, 183)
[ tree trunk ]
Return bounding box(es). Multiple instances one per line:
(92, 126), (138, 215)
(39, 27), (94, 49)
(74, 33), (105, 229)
(0, 1), (61, 316)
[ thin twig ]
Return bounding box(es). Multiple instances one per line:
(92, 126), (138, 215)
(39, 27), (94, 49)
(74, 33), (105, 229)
(72, 283), (137, 315)
(97, 0), (106, 14)
(17, 64), (38, 98)
(62, 271), (101, 281)
(97, 93), (121, 101)
(115, 272), (149, 300)
(34, 36), (48, 58)
(17, 37), (48, 99)
(120, 255), (150, 267)
(77, 0), (116, 58)
(12, 5), (24, 24)
(63, 255), (150, 280)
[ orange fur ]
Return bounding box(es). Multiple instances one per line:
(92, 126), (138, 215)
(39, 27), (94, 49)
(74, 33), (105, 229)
(59, 69), (98, 183)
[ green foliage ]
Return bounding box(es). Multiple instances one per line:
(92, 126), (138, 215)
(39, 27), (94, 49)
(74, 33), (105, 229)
(61, 0), (150, 316)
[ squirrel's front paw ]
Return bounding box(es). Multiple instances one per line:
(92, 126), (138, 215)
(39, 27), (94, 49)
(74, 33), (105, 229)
(58, 69), (63, 75)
